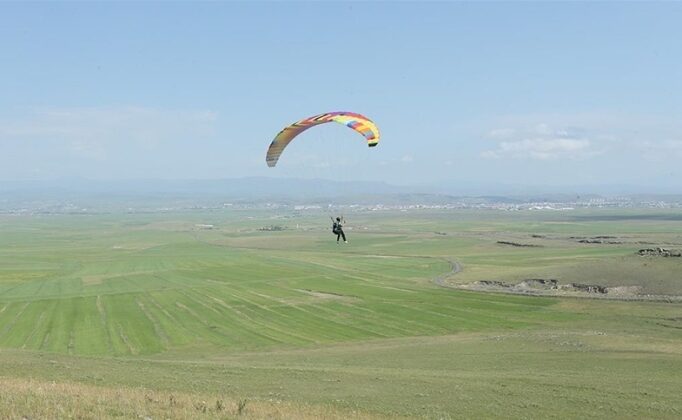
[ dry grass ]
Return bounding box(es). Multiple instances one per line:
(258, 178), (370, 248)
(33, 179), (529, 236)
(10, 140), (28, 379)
(0, 377), (385, 420)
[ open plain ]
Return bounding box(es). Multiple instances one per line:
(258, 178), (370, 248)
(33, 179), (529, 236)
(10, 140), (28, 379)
(1, 208), (681, 418)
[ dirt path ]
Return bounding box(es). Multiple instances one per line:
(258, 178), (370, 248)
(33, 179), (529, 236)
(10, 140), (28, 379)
(431, 258), (461, 288)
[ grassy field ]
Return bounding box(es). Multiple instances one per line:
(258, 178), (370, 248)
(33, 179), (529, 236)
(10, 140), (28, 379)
(1, 208), (681, 418)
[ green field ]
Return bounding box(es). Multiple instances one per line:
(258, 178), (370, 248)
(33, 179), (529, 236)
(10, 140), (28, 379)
(1, 209), (681, 418)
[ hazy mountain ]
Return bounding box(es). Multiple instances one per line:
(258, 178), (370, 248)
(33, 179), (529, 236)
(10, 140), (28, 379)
(0, 177), (411, 199)
(0, 178), (679, 211)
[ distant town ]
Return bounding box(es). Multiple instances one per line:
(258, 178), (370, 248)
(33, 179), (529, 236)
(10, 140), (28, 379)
(2, 194), (682, 216)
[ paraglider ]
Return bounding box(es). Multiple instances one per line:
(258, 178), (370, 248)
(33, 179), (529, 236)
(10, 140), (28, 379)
(331, 216), (347, 244)
(266, 111), (380, 167)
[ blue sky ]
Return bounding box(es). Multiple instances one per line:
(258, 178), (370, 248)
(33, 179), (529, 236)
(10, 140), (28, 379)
(1, 2), (681, 191)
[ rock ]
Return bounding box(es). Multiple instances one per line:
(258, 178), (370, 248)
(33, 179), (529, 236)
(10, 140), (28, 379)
(559, 283), (608, 294)
(496, 241), (542, 247)
(474, 280), (510, 288)
(518, 279), (558, 289)
(637, 248), (682, 257)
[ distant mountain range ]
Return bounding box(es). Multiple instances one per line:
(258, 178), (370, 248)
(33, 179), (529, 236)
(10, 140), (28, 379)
(0, 177), (409, 200)
(0, 177), (680, 207)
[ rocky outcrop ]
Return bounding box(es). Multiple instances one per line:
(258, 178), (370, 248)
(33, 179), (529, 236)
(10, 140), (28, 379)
(558, 283), (608, 294)
(577, 238), (623, 244)
(467, 279), (609, 295)
(496, 241), (542, 248)
(637, 248), (681, 257)
(474, 280), (509, 288)
(518, 279), (558, 289)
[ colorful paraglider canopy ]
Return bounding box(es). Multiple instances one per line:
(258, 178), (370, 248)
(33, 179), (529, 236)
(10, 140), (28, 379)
(266, 111), (380, 167)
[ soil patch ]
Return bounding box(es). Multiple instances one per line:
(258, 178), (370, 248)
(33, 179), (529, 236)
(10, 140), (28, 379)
(497, 241), (542, 248)
(571, 236), (623, 244)
(293, 289), (359, 303)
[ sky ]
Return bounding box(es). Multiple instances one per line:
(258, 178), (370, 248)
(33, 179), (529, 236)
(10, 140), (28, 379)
(1, 2), (681, 192)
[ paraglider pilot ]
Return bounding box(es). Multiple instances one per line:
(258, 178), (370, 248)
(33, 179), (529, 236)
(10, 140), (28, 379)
(332, 217), (347, 243)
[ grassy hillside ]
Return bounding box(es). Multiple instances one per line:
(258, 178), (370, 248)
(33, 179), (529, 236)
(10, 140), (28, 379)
(1, 209), (681, 418)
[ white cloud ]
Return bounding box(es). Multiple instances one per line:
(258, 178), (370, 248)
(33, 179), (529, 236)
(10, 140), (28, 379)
(487, 128), (516, 139)
(534, 123), (552, 136)
(482, 137), (593, 160)
(0, 106), (218, 159)
(401, 154), (414, 163)
(665, 140), (682, 152)
(638, 139), (682, 160)
(482, 122), (603, 160)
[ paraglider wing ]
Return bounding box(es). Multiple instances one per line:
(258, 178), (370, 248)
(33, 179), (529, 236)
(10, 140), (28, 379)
(266, 111), (380, 167)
